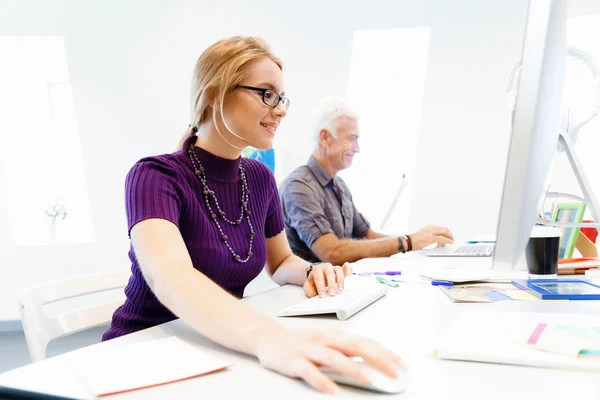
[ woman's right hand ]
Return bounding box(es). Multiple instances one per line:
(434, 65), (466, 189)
(253, 326), (408, 394)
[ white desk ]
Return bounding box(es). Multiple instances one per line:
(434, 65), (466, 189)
(1, 254), (599, 399)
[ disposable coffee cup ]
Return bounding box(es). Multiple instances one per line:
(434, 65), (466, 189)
(525, 226), (561, 279)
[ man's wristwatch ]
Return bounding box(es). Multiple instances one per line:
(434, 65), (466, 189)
(397, 236), (406, 253)
(306, 262), (323, 278)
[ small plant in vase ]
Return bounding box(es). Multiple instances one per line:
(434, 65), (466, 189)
(44, 199), (67, 243)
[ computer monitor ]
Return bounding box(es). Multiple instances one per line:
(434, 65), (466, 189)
(492, 0), (567, 271)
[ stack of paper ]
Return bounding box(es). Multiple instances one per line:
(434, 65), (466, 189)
(67, 336), (232, 397)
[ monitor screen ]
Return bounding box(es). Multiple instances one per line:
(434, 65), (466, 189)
(493, 0), (567, 271)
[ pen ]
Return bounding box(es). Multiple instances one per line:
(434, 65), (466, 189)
(431, 280), (454, 286)
(353, 271), (401, 276)
(466, 241), (495, 244)
(376, 276), (399, 288)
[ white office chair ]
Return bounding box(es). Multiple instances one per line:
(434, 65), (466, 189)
(18, 269), (130, 362)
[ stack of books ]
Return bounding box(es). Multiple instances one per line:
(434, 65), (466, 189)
(558, 257), (600, 275)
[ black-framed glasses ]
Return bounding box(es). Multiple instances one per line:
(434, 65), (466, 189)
(236, 85), (290, 110)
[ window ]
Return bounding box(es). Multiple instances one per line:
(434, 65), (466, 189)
(342, 28), (431, 232)
(0, 37), (95, 246)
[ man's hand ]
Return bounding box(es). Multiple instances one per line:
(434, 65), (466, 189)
(409, 225), (454, 250)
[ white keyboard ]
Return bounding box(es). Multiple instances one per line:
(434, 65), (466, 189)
(424, 243), (494, 257)
(277, 283), (389, 321)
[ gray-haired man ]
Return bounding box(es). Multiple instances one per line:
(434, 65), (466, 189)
(279, 97), (454, 265)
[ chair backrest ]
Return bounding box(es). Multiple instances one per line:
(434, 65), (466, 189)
(18, 269), (130, 362)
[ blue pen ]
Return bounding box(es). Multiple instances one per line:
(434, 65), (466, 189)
(431, 280), (454, 286)
(353, 271), (401, 276)
(466, 240), (495, 244)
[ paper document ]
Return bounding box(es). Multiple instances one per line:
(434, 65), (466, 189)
(350, 257), (425, 274)
(67, 336), (232, 397)
(440, 283), (538, 303)
(527, 323), (600, 358)
(420, 269), (523, 283)
(439, 311), (600, 371)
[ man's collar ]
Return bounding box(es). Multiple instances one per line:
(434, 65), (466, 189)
(307, 156), (334, 187)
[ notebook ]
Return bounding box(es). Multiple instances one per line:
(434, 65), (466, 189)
(438, 311), (600, 371)
(67, 336), (232, 397)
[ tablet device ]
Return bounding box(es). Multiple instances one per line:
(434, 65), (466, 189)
(511, 279), (600, 300)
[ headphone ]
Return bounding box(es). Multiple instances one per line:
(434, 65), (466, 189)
(505, 46), (600, 151)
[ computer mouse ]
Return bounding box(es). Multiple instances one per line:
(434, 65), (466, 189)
(319, 358), (409, 394)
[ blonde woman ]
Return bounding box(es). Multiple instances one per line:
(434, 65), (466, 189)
(103, 36), (406, 393)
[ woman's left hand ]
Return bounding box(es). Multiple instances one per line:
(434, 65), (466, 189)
(303, 262), (352, 298)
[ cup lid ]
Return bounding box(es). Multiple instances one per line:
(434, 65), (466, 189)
(530, 225), (561, 238)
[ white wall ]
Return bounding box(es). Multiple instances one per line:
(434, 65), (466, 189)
(1, 0), (599, 320)
(409, 0), (600, 241)
(408, 1), (528, 239)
